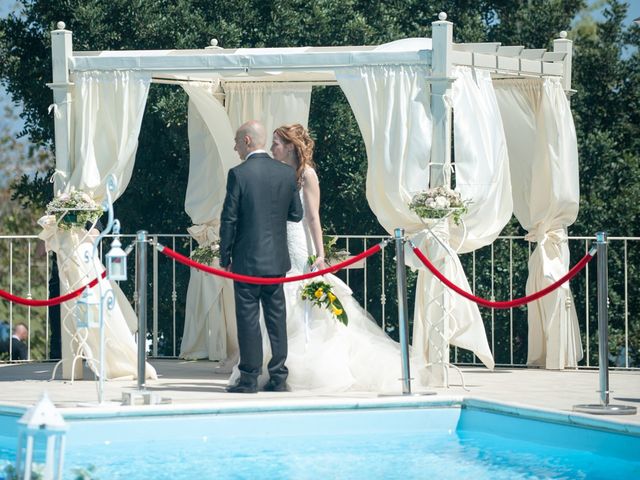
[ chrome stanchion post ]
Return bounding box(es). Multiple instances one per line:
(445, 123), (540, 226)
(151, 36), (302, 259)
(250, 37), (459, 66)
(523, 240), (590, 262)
(394, 228), (412, 395)
(136, 230), (147, 390)
(574, 232), (636, 415)
(596, 231), (609, 406)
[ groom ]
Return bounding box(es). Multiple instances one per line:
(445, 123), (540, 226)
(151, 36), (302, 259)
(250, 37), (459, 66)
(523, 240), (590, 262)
(219, 120), (303, 393)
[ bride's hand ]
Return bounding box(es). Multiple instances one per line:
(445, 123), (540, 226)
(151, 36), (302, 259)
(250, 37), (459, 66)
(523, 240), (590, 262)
(311, 256), (327, 271)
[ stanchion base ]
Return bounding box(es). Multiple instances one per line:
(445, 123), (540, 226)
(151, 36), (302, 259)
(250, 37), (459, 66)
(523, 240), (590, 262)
(573, 404), (637, 415)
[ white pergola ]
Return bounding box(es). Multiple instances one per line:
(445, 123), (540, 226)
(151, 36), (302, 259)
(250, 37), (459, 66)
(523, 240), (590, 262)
(46, 13), (581, 386)
(49, 13), (573, 192)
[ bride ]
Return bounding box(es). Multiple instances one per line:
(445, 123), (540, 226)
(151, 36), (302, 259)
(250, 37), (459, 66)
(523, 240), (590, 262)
(231, 124), (427, 392)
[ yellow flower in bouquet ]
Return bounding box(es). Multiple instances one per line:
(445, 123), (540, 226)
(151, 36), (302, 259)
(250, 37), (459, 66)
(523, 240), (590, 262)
(301, 280), (348, 326)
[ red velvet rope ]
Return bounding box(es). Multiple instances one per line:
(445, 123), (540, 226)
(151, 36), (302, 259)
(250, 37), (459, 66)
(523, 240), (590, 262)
(0, 271), (106, 307)
(158, 243), (383, 284)
(411, 245), (594, 309)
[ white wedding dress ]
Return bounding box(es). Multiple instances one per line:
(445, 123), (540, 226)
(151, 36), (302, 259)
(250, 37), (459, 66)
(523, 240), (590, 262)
(230, 172), (428, 392)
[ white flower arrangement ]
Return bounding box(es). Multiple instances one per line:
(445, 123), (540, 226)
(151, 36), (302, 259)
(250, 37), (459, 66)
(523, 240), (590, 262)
(409, 186), (470, 226)
(190, 241), (220, 266)
(45, 189), (102, 230)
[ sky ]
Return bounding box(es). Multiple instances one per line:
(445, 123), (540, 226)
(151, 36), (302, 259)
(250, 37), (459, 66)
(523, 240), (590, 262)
(0, 0), (639, 144)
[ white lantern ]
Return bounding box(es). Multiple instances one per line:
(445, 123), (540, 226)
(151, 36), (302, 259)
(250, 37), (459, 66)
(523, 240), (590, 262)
(15, 392), (67, 480)
(75, 287), (99, 329)
(106, 236), (127, 281)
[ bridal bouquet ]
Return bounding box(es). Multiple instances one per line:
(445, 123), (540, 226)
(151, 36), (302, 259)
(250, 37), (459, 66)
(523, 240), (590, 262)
(190, 241), (220, 266)
(46, 189), (102, 230)
(301, 281), (348, 326)
(409, 186), (470, 226)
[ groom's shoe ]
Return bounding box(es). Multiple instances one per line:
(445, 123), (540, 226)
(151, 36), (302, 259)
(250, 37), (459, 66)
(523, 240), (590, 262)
(226, 381), (258, 394)
(263, 379), (289, 392)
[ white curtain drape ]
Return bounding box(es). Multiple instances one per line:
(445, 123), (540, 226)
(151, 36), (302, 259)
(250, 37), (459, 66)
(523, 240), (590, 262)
(45, 70), (151, 380)
(412, 67), (511, 377)
(337, 65), (496, 385)
(38, 216), (157, 380)
(224, 82), (312, 133)
(67, 70), (151, 202)
(337, 66), (510, 381)
(450, 67), (513, 252)
(180, 83), (239, 362)
(494, 77), (581, 369)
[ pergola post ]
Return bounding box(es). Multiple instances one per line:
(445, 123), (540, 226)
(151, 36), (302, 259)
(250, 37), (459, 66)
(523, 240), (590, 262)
(430, 12), (454, 189)
(427, 12), (455, 387)
(553, 31), (574, 98)
(48, 22), (77, 380)
(48, 22), (74, 194)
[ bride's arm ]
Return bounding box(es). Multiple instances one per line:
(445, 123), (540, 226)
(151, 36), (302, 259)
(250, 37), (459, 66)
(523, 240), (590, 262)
(302, 169), (327, 271)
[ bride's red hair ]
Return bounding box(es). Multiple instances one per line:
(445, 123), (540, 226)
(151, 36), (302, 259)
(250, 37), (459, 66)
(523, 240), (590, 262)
(273, 124), (315, 186)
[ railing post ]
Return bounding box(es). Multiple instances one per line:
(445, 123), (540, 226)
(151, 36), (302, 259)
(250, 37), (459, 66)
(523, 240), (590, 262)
(394, 228), (412, 394)
(574, 232), (636, 415)
(136, 230), (147, 390)
(596, 231), (609, 406)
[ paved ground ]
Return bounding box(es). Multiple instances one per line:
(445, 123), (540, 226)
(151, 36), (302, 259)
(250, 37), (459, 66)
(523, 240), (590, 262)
(1, 359), (639, 424)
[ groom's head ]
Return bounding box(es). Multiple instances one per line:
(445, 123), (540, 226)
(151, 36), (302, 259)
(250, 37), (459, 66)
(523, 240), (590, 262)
(235, 120), (266, 160)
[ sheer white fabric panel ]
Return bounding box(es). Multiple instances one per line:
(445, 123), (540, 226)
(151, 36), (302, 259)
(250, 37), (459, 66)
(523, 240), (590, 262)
(68, 71), (150, 202)
(336, 65), (431, 236)
(337, 66), (495, 380)
(450, 67), (512, 252)
(494, 78), (582, 369)
(416, 66), (512, 371)
(180, 83), (239, 362)
(38, 216), (157, 380)
(224, 82), (312, 134)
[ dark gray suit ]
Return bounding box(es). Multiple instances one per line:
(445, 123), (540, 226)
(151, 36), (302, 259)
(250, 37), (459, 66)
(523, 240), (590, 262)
(220, 152), (303, 387)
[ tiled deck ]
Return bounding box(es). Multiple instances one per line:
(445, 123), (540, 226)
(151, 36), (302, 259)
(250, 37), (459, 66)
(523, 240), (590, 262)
(1, 359), (639, 424)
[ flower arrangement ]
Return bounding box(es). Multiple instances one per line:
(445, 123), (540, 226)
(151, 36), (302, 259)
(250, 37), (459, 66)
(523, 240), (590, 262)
(301, 281), (348, 326)
(45, 189), (102, 230)
(409, 186), (470, 226)
(190, 241), (220, 266)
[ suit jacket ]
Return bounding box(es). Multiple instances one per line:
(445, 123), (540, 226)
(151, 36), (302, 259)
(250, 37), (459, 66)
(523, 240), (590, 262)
(219, 152), (303, 276)
(11, 337), (28, 360)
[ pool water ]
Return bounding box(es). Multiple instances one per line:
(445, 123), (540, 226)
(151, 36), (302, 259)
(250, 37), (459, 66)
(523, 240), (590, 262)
(1, 406), (639, 479)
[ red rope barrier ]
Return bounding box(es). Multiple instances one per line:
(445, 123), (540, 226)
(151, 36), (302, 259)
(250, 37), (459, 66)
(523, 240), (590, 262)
(411, 245), (594, 309)
(158, 243), (383, 284)
(0, 271), (107, 307)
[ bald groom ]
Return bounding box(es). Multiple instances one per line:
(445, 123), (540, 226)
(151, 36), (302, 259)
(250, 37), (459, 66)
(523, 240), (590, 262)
(219, 120), (303, 393)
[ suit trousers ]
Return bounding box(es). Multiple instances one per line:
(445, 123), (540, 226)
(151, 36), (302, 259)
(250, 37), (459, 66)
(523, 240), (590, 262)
(233, 278), (288, 386)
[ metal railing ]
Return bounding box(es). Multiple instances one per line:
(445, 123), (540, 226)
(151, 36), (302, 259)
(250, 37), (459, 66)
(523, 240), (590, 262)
(1, 233), (638, 369)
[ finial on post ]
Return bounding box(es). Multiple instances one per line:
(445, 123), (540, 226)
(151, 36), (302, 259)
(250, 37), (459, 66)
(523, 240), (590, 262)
(205, 38), (222, 50)
(559, 30), (567, 39)
(438, 12), (447, 21)
(56, 21), (66, 30)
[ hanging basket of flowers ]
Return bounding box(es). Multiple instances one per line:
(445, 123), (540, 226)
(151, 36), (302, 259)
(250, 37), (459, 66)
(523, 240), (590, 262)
(408, 186), (470, 226)
(46, 190), (103, 230)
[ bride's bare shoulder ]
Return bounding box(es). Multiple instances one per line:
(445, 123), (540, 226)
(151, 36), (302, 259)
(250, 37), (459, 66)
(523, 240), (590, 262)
(302, 167), (318, 185)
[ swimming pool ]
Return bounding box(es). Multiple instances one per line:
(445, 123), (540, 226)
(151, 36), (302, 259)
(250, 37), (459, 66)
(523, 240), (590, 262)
(1, 398), (639, 479)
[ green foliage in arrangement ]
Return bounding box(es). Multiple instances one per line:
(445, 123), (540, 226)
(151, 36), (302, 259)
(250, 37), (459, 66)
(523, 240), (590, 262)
(0, 0), (638, 365)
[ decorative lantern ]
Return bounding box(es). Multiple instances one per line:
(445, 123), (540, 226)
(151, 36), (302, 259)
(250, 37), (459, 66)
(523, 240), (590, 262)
(106, 235), (127, 281)
(15, 392), (68, 480)
(75, 287), (99, 329)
